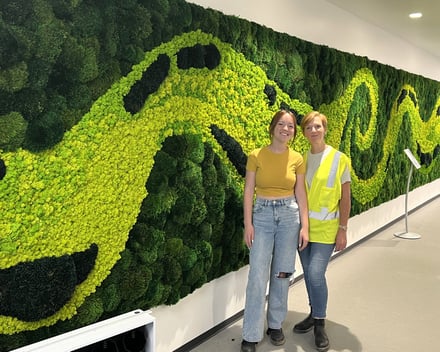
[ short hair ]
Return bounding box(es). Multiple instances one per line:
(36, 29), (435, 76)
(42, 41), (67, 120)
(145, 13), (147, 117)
(300, 111), (328, 133)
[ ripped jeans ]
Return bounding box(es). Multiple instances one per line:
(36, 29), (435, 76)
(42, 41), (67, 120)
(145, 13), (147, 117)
(242, 197), (301, 342)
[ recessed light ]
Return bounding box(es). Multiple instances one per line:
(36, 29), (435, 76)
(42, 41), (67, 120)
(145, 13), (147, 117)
(409, 12), (423, 19)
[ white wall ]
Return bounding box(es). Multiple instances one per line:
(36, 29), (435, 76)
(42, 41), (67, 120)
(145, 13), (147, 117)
(152, 1), (440, 350)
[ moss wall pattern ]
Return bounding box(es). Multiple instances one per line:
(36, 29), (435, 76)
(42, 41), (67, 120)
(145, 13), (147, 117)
(0, 0), (439, 350)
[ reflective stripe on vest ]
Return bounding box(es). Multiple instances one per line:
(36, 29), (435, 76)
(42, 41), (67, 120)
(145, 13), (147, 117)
(309, 207), (339, 220)
(309, 150), (342, 221)
(326, 151), (341, 188)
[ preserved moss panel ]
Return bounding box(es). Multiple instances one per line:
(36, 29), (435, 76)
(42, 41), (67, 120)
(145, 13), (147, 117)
(1, 0), (438, 151)
(1, 1), (440, 350)
(0, 134), (247, 349)
(2, 29), (287, 346)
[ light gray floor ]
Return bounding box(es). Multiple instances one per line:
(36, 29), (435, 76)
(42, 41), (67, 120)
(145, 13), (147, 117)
(190, 196), (440, 352)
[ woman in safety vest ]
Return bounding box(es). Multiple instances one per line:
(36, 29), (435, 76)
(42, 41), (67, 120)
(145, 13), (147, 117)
(292, 111), (351, 352)
(241, 110), (309, 352)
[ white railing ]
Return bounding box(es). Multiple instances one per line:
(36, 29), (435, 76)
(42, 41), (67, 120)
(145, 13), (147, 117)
(11, 309), (155, 352)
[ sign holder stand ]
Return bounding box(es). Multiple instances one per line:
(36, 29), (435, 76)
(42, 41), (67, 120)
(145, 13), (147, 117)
(393, 149), (421, 240)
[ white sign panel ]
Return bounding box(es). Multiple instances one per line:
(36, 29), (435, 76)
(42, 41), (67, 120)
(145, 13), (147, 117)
(403, 148), (421, 169)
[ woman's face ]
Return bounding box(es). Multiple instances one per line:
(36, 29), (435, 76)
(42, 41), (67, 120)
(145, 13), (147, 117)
(304, 116), (326, 144)
(272, 113), (296, 143)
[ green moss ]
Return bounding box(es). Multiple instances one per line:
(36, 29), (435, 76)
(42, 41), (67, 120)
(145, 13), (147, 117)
(100, 284), (121, 313)
(1, 8), (439, 345)
(0, 62), (28, 93)
(0, 112), (27, 151)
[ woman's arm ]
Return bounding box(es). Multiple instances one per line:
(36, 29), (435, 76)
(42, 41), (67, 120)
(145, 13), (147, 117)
(294, 173), (309, 251)
(243, 170), (256, 248)
(335, 181), (351, 252)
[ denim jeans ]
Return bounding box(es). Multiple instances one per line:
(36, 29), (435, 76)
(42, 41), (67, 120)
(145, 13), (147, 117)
(242, 197), (300, 342)
(298, 242), (335, 319)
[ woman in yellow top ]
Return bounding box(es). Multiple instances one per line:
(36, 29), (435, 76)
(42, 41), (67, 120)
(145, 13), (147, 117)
(241, 110), (309, 352)
(292, 111), (351, 352)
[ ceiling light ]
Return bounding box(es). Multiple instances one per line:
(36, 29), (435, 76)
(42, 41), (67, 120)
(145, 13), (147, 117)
(409, 12), (423, 19)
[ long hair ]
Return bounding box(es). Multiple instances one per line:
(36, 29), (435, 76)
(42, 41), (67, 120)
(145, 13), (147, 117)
(269, 110), (298, 140)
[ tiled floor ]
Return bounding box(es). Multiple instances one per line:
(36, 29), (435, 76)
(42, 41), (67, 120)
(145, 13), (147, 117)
(189, 196), (440, 352)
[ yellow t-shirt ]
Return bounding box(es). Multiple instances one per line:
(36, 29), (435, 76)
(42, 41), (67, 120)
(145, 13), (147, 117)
(246, 146), (305, 197)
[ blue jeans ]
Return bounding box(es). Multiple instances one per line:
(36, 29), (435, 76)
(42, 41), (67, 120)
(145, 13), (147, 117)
(242, 197), (300, 342)
(298, 242), (335, 319)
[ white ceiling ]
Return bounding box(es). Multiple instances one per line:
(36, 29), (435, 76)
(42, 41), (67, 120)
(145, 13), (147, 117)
(325, 0), (440, 60)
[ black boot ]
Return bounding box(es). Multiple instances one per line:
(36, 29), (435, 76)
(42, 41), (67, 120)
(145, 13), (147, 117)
(313, 319), (329, 352)
(266, 328), (285, 346)
(293, 312), (314, 333)
(240, 340), (256, 352)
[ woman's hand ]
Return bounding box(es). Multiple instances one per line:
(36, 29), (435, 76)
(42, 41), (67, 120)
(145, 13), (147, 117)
(334, 229), (347, 252)
(243, 224), (255, 249)
(298, 227), (309, 251)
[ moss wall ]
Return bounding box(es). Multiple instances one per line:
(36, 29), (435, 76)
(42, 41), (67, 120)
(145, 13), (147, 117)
(0, 0), (439, 350)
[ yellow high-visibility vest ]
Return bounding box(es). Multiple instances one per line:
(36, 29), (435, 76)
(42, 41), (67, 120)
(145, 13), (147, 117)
(305, 147), (350, 243)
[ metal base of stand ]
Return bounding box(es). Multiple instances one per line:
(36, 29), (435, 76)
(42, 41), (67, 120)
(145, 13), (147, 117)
(393, 231), (421, 240)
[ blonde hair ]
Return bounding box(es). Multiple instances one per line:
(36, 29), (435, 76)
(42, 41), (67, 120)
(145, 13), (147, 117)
(300, 111), (328, 134)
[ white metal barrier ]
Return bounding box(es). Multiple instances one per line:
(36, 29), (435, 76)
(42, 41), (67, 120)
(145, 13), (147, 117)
(11, 309), (155, 352)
